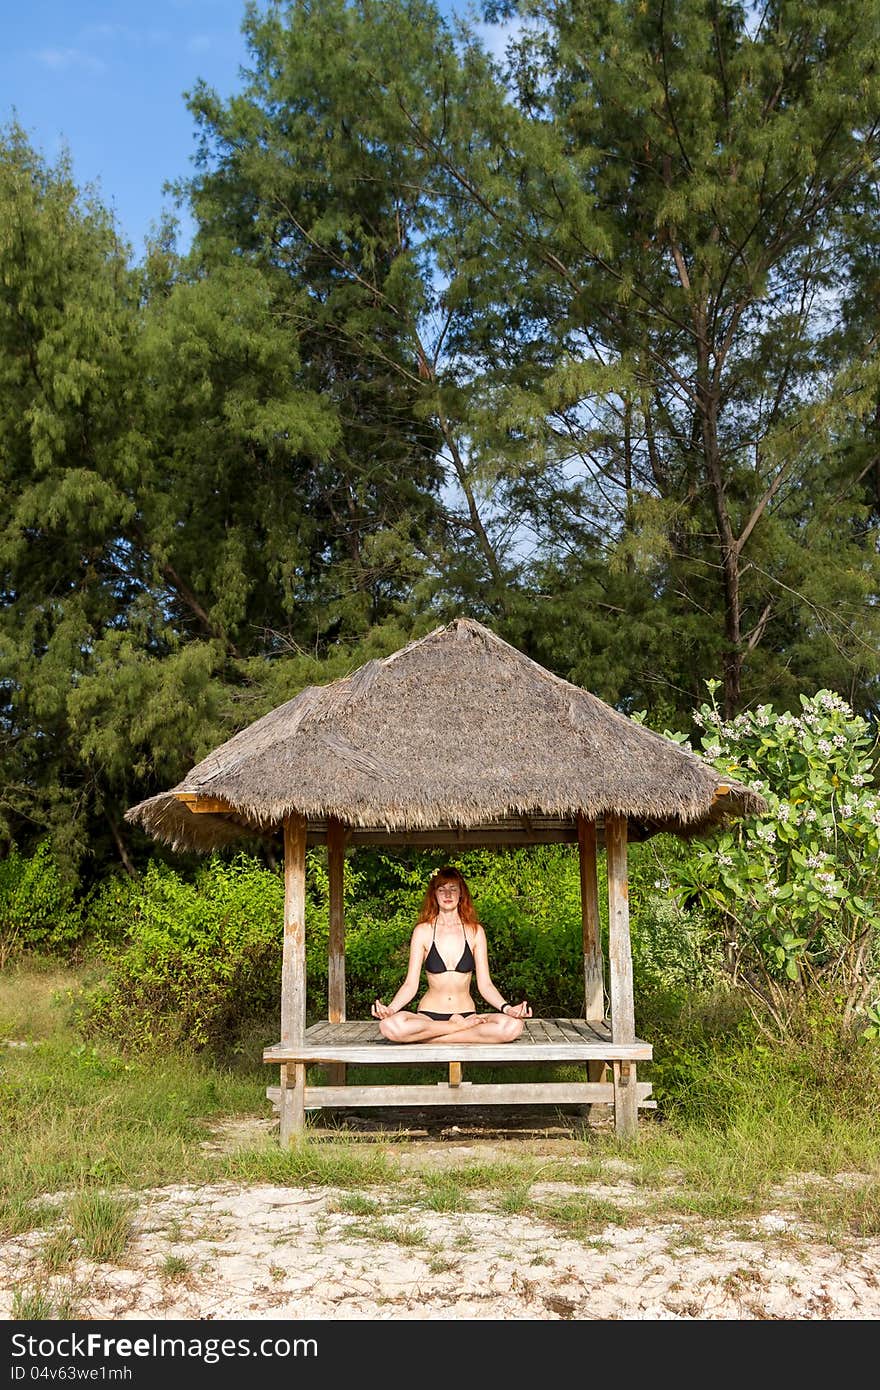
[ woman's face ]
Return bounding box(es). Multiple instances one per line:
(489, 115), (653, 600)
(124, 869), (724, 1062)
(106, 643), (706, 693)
(435, 879), (461, 910)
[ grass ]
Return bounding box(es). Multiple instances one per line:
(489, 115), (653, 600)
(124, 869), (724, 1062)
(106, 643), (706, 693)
(11, 1282), (80, 1320)
(2, 958), (880, 1255)
(68, 1191), (135, 1261)
(40, 1227), (76, 1273)
(347, 1220), (428, 1247)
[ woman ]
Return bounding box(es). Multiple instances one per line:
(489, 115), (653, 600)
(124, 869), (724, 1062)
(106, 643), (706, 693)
(371, 865), (532, 1043)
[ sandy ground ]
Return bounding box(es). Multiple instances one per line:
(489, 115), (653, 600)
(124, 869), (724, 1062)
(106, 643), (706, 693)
(2, 1114), (878, 1322)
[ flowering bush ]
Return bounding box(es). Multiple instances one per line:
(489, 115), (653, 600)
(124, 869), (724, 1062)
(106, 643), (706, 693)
(666, 683), (880, 1040)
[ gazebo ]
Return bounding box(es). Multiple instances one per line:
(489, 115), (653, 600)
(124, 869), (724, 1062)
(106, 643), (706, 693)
(125, 617), (765, 1141)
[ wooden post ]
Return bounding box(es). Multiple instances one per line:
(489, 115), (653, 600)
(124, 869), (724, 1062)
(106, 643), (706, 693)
(605, 813), (638, 1139)
(280, 814), (307, 1144)
(327, 817), (346, 1088)
(578, 814), (608, 1088)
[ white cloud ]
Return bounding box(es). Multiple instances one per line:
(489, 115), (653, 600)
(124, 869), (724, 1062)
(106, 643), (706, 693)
(80, 24), (171, 46)
(34, 48), (107, 74)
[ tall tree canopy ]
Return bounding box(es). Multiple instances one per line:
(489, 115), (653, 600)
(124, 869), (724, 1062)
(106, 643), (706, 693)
(445, 0), (880, 717)
(4, 0), (880, 876)
(185, 0), (880, 718)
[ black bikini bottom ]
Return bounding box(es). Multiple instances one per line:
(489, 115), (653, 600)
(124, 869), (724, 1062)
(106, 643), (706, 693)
(418, 1010), (477, 1021)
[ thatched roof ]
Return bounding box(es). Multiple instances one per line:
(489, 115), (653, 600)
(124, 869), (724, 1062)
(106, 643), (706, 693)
(125, 617), (766, 853)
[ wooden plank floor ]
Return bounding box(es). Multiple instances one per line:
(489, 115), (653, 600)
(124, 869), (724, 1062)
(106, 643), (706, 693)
(263, 1018), (652, 1065)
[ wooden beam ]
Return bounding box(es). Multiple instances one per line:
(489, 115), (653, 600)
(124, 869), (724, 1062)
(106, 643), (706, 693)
(280, 814), (307, 1144)
(326, 817), (346, 1089)
(606, 813), (638, 1139)
(267, 1081), (656, 1109)
(341, 828), (581, 847)
(175, 793), (236, 815)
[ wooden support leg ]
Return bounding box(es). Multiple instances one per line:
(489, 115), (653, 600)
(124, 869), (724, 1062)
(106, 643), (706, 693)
(327, 817), (347, 1089)
(279, 814), (307, 1147)
(607, 815), (639, 1140)
(578, 815), (606, 1023)
(580, 1059), (609, 1124)
(279, 1062), (306, 1145)
(448, 1062), (462, 1087)
(612, 1060), (638, 1140)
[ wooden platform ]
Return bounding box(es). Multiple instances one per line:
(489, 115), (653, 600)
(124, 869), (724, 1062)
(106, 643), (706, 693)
(265, 1019), (654, 1123)
(264, 1017), (652, 1065)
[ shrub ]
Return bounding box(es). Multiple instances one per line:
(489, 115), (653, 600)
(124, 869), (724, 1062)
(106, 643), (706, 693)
(79, 844), (610, 1052)
(664, 684), (880, 1041)
(78, 855), (287, 1053)
(0, 841), (83, 966)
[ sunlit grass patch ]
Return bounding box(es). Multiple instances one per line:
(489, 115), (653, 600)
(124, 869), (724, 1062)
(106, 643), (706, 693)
(540, 1194), (631, 1237)
(499, 1183), (534, 1215)
(328, 1192), (381, 1215)
(797, 1176), (880, 1240)
(658, 1190), (760, 1221)
(226, 1138), (399, 1188)
(0, 1197), (60, 1238)
(348, 1220), (427, 1247)
(39, 1227), (76, 1273)
(68, 1191), (135, 1262)
(420, 1174), (472, 1213)
(0, 961), (93, 1042)
(11, 1281), (80, 1320)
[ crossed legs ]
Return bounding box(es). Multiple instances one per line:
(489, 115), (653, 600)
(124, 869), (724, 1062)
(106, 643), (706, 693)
(378, 1011), (524, 1044)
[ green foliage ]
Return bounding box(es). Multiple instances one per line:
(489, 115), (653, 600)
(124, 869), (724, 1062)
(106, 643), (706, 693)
(334, 846), (588, 1018)
(665, 683), (880, 1040)
(0, 842), (82, 966)
(78, 855), (287, 1053)
(628, 839), (728, 1000)
(76, 845), (614, 1053)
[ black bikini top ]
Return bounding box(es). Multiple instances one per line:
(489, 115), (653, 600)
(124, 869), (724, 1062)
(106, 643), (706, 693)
(425, 920), (475, 975)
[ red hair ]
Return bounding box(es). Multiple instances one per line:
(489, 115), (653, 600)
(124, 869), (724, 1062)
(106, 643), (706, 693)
(418, 866), (479, 926)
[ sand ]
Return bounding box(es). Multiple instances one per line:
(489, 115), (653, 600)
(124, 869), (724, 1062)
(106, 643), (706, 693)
(2, 1116), (878, 1322)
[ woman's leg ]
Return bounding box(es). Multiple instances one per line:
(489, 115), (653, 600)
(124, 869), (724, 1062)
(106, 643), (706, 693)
(378, 1012), (523, 1044)
(378, 1012), (482, 1043)
(430, 1014), (524, 1044)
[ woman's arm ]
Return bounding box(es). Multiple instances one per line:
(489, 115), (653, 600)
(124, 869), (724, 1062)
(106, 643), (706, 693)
(473, 923), (532, 1017)
(372, 924), (428, 1018)
(472, 924), (508, 1010)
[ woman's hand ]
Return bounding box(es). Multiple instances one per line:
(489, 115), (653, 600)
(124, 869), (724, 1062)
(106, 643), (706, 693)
(371, 999), (395, 1019)
(502, 1000), (532, 1019)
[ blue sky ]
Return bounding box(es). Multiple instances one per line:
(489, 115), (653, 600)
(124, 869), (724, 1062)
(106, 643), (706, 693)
(2, 0), (485, 261)
(2, 1), (258, 256)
